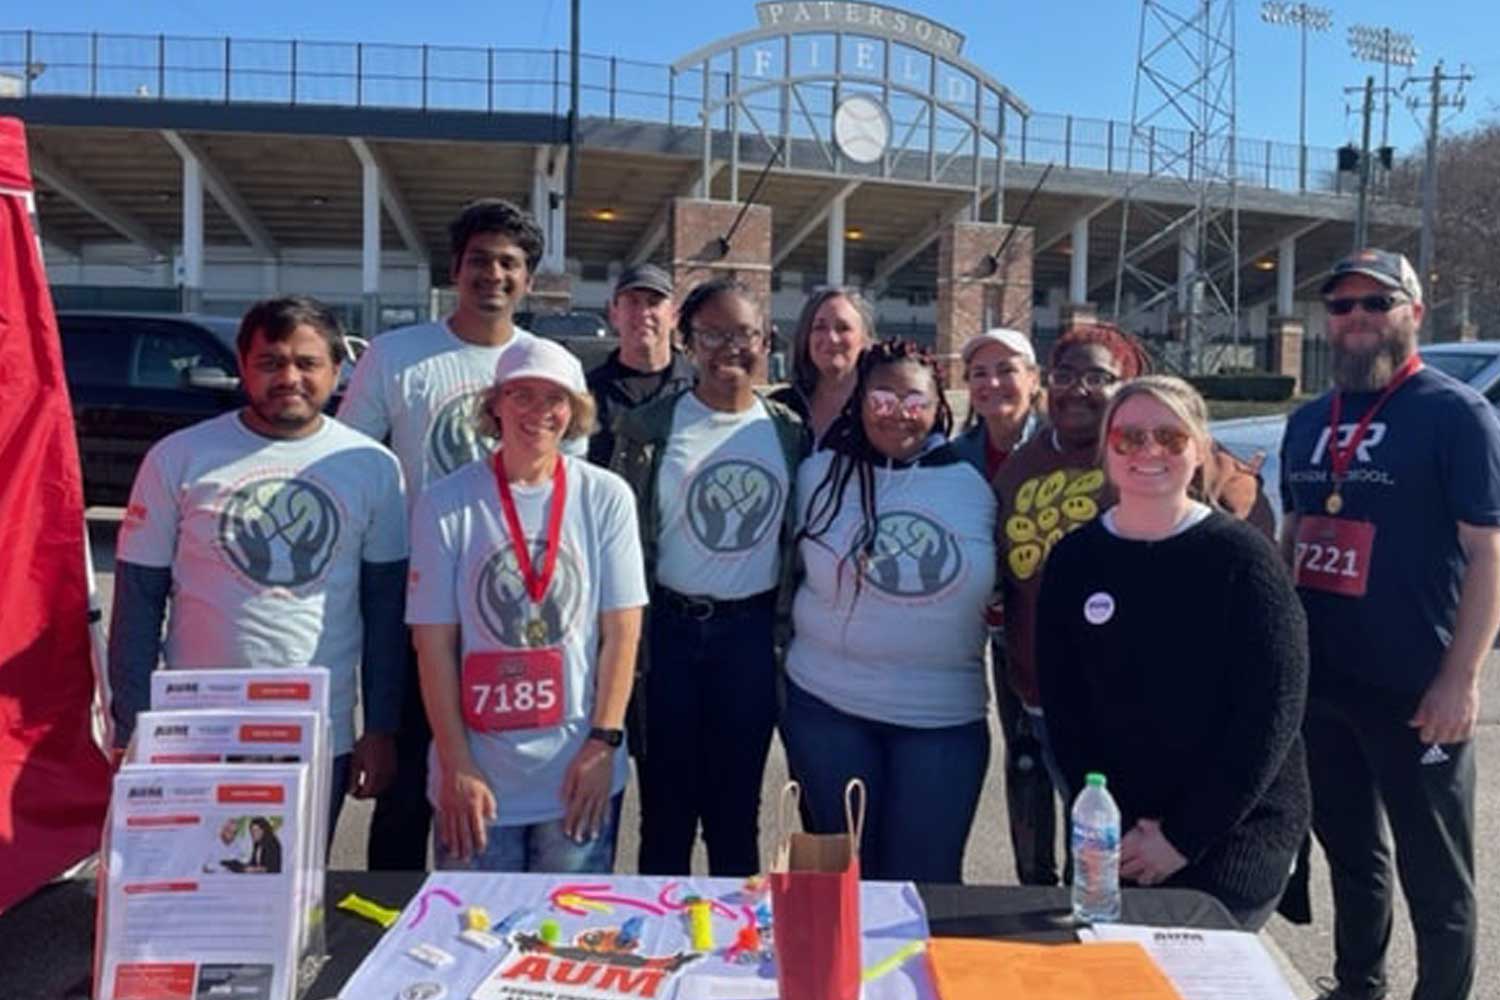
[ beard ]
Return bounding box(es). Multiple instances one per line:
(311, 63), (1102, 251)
(1331, 323), (1417, 392)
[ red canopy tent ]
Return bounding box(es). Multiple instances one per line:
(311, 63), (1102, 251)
(0, 115), (112, 912)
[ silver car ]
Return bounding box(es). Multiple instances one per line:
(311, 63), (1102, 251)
(1211, 342), (1500, 536)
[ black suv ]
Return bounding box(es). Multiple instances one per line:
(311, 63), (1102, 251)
(58, 312), (249, 506)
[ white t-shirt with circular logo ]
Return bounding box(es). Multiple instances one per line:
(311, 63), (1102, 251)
(406, 455), (648, 826)
(117, 412), (409, 754)
(787, 449), (996, 728)
(653, 393), (790, 600)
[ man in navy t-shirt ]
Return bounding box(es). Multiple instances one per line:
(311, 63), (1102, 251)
(1280, 249), (1500, 1000)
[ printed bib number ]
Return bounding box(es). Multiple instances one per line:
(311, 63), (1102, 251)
(1294, 516), (1376, 598)
(461, 648), (564, 732)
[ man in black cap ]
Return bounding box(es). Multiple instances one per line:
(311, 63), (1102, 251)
(586, 264), (695, 465)
(1280, 248), (1500, 1000)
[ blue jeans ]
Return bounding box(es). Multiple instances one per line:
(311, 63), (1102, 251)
(780, 681), (989, 883)
(637, 591), (778, 876)
(433, 793), (623, 873)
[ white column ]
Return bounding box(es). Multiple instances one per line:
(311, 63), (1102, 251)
(826, 191), (847, 287)
(362, 158), (381, 337)
(1277, 236), (1296, 317)
(181, 153), (204, 313)
(1069, 216), (1089, 303)
(1177, 226), (1198, 313)
(532, 147), (567, 275)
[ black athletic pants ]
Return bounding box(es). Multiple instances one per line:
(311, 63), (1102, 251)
(1304, 691), (1475, 1000)
(366, 641), (434, 870)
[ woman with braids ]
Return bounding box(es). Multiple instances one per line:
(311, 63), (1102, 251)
(769, 286), (875, 444)
(780, 339), (996, 882)
(994, 323), (1274, 797)
(610, 278), (809, 876)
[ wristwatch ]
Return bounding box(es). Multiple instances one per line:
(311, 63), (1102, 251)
(587, 727), (625, 748)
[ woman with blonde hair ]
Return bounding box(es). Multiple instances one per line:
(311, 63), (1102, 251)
(770, 286), (875, 444)
(407, 336), (648, 872)
(1035, 375), (1309, 929)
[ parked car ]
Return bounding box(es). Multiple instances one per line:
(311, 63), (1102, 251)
(518, 309), (618, 372)
(1212, 341), (1500, 536)
(57, 312), (355, 506)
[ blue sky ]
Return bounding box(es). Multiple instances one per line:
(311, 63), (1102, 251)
(9, 0), (1494, 155)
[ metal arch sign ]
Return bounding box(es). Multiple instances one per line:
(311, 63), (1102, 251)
(755, 1), (966, 56)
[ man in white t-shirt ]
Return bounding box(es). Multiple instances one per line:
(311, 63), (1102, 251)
(108, 296), (409, 841)
(337, 198), (574, 868)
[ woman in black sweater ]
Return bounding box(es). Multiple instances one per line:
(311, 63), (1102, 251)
(1036, 376), (1308, 930)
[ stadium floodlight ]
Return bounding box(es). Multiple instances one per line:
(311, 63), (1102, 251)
(1348, 24), (1418, 145)
(1260, 2), (1334, 190)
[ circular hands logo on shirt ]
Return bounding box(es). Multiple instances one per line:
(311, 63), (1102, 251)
(685, 459), (784, 553)
(863, 510), (963, 600)
(1004, 468), (1105, 581)
(427, 387), (496, 477)
(217, 476), (343, 588)
(475, 541), (584, 648)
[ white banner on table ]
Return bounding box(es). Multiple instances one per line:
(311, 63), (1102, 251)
(97, 764), (308, 1000)
(1081, 924), (1298, 1000)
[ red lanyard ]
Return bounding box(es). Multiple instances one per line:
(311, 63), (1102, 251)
(492, 451), (567, 604)
(1326, 353), (1422, 487)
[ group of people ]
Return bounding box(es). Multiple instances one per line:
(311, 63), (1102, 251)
(106, 193), (1499, 1000)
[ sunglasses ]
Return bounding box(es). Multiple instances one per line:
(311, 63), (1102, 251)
(1325, 293), (1407, 316)
(1108, 425), (1193, 457)
(866, 388), (934, 419)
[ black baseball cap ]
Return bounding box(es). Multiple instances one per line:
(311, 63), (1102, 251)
(613, 263), (673, 299)
(1320, 248), (1423, 304)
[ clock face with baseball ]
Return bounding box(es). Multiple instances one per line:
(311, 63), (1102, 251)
(833, 95), (891, 164)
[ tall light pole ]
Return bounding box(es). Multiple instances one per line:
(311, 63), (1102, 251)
(1260, 1), (1332, 192)
(1348, 24), (1418, 148)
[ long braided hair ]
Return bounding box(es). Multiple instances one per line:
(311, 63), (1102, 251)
(798, 339), (954, 603)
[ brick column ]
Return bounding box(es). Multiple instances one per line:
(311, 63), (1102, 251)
(669, 198), (772, 308)
(1058, 301), (1098, 334)
(936, 222), (1033, 384)
(527, 272), (573, 315)
(1268, 315), (1304, 394)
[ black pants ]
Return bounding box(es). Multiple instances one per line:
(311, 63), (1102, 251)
(366, 643), (433, 870)
(637, 591), (777, 877)
(1304, 691), (1475, 1000)
(992, 637), (1060, 886)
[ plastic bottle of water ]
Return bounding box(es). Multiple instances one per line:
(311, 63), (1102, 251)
(1071, 771), (1121, 923)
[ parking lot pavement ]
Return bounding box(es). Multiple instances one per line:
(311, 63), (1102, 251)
(87, 512), (1500, 999)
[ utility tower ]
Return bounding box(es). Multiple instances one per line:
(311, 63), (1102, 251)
(1112, 0), (1240, 374)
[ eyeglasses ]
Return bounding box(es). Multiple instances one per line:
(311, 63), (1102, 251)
(501, 385), (570, 410)
(1107, 424), (1193, 457)
(866, 388), (935, 419)
(692, 327), (764, 350)
(1325, 293), (1407, 316)
(1046, 368), (1119, 391)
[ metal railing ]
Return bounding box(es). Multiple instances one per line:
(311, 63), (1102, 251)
(0, 28), (1379, 200)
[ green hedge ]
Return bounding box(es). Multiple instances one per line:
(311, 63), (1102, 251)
(1187, 373), (1296, 402)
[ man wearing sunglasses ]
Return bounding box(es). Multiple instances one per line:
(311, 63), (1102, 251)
(1281, 249), (1500, 1000)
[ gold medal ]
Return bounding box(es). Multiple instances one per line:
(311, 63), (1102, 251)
(1325, 490), (1344, 515)
(525, 618), (549, 648)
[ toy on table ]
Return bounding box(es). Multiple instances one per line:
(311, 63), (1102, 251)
(539, 918), (562, 945)
(336, 892), (401, 928)
(492, 906), (533, 936)
(685, 896), (715, 951)
(616, 915), (645, 950)
(405, 941), (454, 969)
(463, 906), (491, 932)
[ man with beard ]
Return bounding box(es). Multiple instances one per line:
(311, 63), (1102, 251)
(109, 296), (408, 844)
(585, 263), (694, 466)
(1280, 249), (1500, 1000)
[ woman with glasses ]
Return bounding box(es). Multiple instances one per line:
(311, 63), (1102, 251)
(951, 328), (1056, 885)
(769, 287), (876, 445)
(1036, 376), (1309, 929)
(610, 278), (810, 876)
(407, 337), (648, 873)
(780, 339), (996, 882)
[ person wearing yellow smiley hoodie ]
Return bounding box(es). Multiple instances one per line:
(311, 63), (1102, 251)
(991, 324), (1273, 803)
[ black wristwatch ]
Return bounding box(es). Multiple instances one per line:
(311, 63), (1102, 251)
(587, 726), (625, 748)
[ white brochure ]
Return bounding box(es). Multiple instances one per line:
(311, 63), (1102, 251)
(1082, 924), (1299, 1000)
(149, 666), (330, 721)
(97, 764), (308, 1000)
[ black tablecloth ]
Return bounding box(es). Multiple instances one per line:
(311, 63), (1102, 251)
(0, 871), (1237, 1000)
